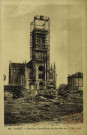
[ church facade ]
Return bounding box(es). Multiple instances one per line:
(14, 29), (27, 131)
(9, 16), (57, 90)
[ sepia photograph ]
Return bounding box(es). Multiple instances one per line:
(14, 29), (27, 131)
(0, 0), (87, 135)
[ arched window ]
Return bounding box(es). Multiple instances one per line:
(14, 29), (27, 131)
(38, 73), (44, 79)
(39, 82), (43, 86)
(50, 73), (53, 79)
(21, 76), (24, 86)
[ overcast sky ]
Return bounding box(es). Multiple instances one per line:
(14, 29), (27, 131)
(1, 0), (86, 87)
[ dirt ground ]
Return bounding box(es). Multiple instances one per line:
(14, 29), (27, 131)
(4, 97), (83, 125)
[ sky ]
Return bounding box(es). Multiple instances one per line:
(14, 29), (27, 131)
(1, 0), (86, 87)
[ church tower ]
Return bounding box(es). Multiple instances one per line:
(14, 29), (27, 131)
(30, 16), (50, 90)
(8, 15), (57, 91)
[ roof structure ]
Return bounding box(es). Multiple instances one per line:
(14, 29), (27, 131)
(68, 72), (83, 78)
(10, 63), (25, 69)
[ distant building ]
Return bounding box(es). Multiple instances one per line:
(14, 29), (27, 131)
(9, 16), (57, 90)
(67, 72), (83, 90)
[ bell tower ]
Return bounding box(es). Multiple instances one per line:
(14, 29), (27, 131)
(30, 16), (50, 90)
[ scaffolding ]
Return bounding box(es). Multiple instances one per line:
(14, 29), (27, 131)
(30, 15), (50, 82)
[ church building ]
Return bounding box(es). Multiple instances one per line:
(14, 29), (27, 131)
(9, 16), (57, 91)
